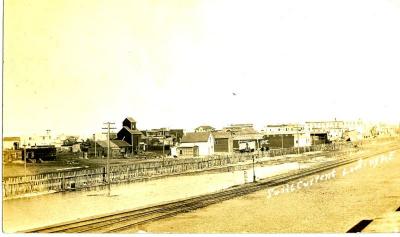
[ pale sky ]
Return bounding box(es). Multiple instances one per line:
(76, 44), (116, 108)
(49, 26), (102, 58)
(4, 0), (400, 137)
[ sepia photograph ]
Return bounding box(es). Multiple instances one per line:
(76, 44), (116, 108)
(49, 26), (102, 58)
(2, 0), (400, 234)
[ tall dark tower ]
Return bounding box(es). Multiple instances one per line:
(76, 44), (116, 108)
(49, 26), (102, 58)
(122, 117), (136, 130)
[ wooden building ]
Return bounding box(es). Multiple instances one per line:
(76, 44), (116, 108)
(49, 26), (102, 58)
(262, 124), (312, 148)
(310, 133), (329, 145)
(141, 128), (184, 151)
(111, 140), (132, 155)
(22, 146), (57, 161)
(2, 137), (20, 150)
(93, 140), (119, 157)
(221, 124), (264, 152)
(233, 133), (264, 152)
(88, 139), (131, 157)
(178, 132), (214, 157)
(116, 117), (143, 153)
(212, 131), (233, 153)
(178, 144), (199, 157)
(263, 134), (295, 149)
(3, 150), (22, 163)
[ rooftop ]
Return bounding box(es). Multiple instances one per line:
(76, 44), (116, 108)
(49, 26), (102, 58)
(305, 121), (344, 124)
(181, 132), (211, 143)
(3, 137), (20, 142)
(96, 140), (119, 149)
(212, 131), (231, 139)
(125, 117), (136, 123)
(266, 123), (304, 127)
(111, 140), (131, 148)
(122, 126), (143, 135)
(233, 133), (264, 140)
(195, 125), (215, 130)
(223, 126), (258, 135)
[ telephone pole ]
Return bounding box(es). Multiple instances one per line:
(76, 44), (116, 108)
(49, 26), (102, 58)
(23, 144), (27, 178)
(102, 122), (116, 196)
(46, 129), (51, 145)
(93, 133), (97, 158)
(131, 133), (134, 157)
(297, 127), (300, 155)
(252, 155), (256, 182)
(162, 128), (165, 156)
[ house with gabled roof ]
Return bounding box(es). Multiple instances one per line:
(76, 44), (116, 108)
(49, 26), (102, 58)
(178, 132), (214, 157)
(93, 140), (120, 157)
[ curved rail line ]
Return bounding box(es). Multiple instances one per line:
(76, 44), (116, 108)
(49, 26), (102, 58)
(25, 143), (400, 233)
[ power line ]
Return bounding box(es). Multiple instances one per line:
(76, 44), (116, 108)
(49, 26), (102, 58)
(102, 122), (116, 196)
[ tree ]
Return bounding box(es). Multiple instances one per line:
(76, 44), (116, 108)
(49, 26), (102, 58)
(63, 136), (79, 146)
(369, 126), (378, 137)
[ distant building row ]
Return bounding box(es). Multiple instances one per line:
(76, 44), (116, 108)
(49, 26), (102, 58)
(3, 117), (399, 159)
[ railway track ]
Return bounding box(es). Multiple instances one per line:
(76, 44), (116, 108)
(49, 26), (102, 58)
(25, 143), (400, 233)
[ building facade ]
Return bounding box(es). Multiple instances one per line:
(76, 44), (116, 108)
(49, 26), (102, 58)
(116, 117), (143, 153)
(262, 124), (312, 148)
(2, 137), (20, 150)
(178, 132), (215, 157)
(212, 131), (233, 153)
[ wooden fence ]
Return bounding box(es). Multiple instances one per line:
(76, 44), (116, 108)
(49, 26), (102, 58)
(0, 141), (382, 198)
(3, 150), (23, 163)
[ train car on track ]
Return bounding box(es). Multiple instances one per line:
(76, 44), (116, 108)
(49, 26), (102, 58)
(21, 145), (57, 161)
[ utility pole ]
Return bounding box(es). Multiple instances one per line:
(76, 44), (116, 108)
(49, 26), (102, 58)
(131, 133), (134, 157)
(23, 144), (27, 178)
(46, 129), (51, 143)
(252, 155), (256, 182)
(162, 128), (165, 156)
(297, 128), (300, 155)
(93, 133), (97, 158)
(162, 128), (166, 166)
(102, 122), (116, 196)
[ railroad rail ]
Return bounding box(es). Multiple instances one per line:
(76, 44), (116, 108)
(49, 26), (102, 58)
(25, 143), (400, 233)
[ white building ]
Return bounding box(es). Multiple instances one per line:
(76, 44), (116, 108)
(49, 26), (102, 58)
(178, 132), (215, 157)
(18, 132), (84, 149)
(2, 137), (21, 150)
(305, 119), (366, 142)
(20, 134), (53, 148)
(295, 133), (312, 147)
(305, 120), (345, 141)
(263, 123), (310, 135)
(262, 124), (312, 148)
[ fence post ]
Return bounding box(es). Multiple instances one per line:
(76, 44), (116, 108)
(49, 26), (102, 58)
(61, 172), (65, 191)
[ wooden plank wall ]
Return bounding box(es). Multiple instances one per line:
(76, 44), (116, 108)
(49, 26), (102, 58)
(2, 139), (388, 199)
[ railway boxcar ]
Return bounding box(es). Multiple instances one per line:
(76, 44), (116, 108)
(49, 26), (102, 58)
(22, 146), (57, 161)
